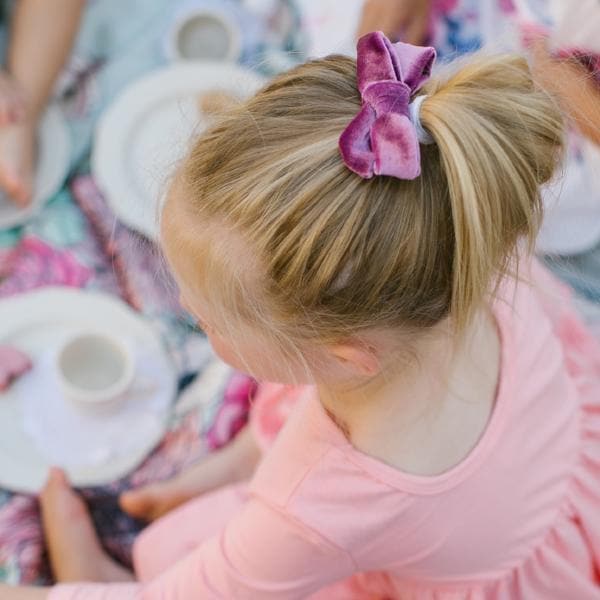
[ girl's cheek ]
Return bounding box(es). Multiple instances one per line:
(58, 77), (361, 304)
(208, 333), (244, 370)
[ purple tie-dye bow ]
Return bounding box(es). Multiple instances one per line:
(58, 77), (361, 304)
(339, 31), (436, 180)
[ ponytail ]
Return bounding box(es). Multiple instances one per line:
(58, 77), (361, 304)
(421, 54), (563, 329)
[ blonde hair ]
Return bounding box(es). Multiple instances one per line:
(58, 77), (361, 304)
(177, 52), (563, 347)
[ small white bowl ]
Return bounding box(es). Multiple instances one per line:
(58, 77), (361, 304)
(56, 332), (134, 411)
(167, 9), (242, 62)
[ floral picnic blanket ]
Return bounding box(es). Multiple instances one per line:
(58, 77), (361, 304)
(0, 0), (290, 583)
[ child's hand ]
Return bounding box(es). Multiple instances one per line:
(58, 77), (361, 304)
(120, 425), (261, 521)
(528, 35), (600, 146)
(0, 119), (36, 206)
(357, 0), (432, 44)
(0, 70), (27, 126)
(0, 70), (35, 207)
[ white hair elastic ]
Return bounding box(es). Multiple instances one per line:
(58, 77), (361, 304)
(409, 95), (434, 145)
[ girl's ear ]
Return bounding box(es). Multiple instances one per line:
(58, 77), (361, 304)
(328, 341), (381, 377)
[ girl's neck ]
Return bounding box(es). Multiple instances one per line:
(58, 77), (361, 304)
(317, 309), (501, 476)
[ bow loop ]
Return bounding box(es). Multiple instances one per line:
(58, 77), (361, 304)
(339, 31), (436, 180)
(392, 41), (436, 92)
(362, 81), (411, 117)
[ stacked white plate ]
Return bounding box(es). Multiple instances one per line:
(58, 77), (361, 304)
(92, 62), (266, 241)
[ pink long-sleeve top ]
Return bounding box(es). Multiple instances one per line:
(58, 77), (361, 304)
(49, 263), (600, 598)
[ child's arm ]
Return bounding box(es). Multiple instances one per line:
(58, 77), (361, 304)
(48, 497), (353, 600)
(7, 0), (85, 122)
(0, 0), (84, 206)
(531, 40), (600, 146)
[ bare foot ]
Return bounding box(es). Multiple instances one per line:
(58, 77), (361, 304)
(120, 479), (194, 522)
(119, 455), (242, 522)
(0, 119), (36, 207)
(40, 468), (135, 583)
(121, 426), (261, 522)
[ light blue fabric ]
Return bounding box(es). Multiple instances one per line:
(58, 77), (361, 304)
(63, 1), (180, 168)
(60, 0), (305, 169)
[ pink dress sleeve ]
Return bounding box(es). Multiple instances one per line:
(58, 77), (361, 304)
(49, 496), (354, 600)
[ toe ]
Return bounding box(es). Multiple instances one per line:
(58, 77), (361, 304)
(42, 467), (68, 496)
(49, 466), (68, 484)
(40, 467), (88, 522)
(119, 488), (155, 519)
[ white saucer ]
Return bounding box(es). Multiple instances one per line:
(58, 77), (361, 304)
(92, 62), (266, 241)
(0, 288), (176, 493)
(0, 106), (71, 231)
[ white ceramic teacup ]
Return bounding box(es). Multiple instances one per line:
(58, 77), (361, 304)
(168, 9), (242, 62)
(56, 332), (134, 411)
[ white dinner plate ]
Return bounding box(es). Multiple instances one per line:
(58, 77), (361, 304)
(92, 62), (266, 240)
(0, 288), (176, 493)
(0, 106), (70, 231)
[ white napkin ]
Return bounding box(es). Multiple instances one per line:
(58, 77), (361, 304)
(18, 346), (173, 470)
(548, 0), (600, 53)
(294, 0), (363, 58)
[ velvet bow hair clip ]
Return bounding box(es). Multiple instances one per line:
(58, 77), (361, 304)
(339, 31), (436, 180)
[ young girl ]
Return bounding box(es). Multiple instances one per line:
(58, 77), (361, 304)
(4, 30), (600, 599)
(121, 0), (600, 523)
